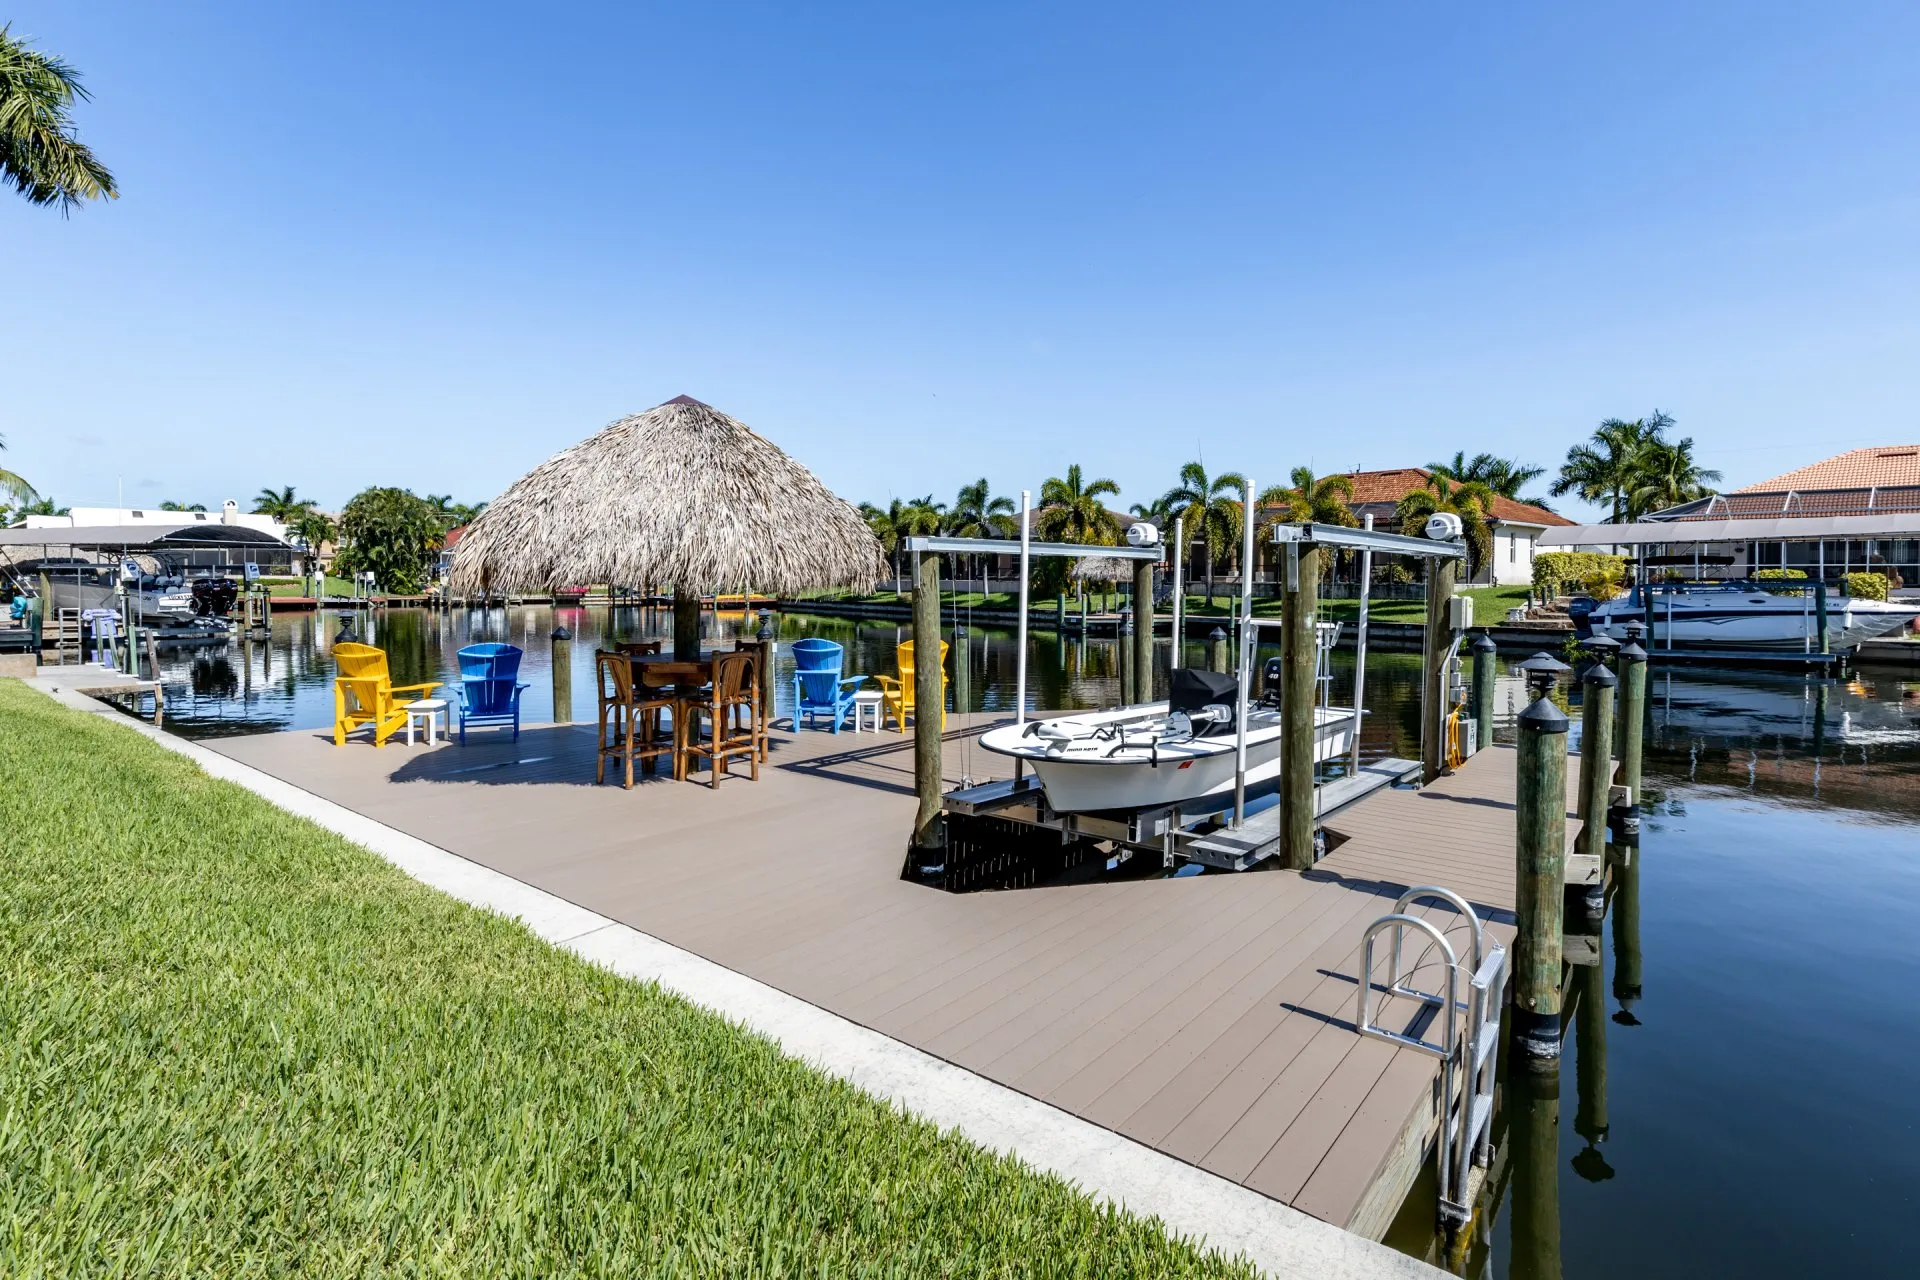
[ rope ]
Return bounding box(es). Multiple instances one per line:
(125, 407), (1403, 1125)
(1445, 708), (1466, 769)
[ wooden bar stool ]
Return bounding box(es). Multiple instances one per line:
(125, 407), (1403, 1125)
(683, 650), (760, 787)
(594, 650), (681, 787)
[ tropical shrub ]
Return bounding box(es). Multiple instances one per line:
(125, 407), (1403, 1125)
(1844, 572), (1889, 601)
(1533, 552), (1628, 598)
(1754, 567), (1807, 595)
(1581, 570), (1623, 602)
(331, 487), (443, 594)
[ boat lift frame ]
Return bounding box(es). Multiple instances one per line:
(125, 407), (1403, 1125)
(912, 482), (1470, 877)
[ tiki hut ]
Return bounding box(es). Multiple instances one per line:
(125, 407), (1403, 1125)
(449, 396), (885, 658)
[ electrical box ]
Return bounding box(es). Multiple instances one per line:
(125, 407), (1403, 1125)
(1448, 593), (1474, 631)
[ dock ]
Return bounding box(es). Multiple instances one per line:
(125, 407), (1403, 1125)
(201, 714), (1583, 1242)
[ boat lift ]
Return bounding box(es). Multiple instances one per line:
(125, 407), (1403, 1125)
(907, 482), (1472, 883)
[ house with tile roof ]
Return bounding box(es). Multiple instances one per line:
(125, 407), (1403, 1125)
(1334, 468), (1572, 587)
(1542, 446), (1920, 590)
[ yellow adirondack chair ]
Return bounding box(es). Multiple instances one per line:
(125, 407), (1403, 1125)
(874, 639), (948, 734)
(333, 642), (441, 746)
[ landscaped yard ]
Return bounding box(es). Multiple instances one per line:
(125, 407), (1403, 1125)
(0, 682), (1253, 1277)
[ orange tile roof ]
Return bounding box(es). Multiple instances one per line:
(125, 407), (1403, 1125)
(1736, 446), (1920, 493)
(1332, 468), (1572, 527)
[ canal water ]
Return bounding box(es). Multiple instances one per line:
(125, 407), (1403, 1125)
(131, 605), (1920, 1277)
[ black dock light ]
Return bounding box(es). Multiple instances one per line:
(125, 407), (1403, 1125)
(755, 608), (774, 642)
(334, 614), (358, 644)
(1515, 651), (1571, 700)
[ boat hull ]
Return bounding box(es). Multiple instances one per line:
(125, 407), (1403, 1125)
(979, 705), (1357, 813)
(1585, 592), (1920, 650)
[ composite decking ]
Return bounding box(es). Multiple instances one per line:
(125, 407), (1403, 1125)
(205, 715), (1577, 1239)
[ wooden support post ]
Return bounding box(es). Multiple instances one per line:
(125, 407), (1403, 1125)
(1133, 557), (1155, 704)
(1116, 609), (1131, 706)
(1471, 631), (1497, 751)
(1514, 686), (1568, 1062)
(1508, 1066), (1564, 1280)
(672, 588), (701, 662)
(1574, 942), (1609, 1150)
(1279, 545), (1321, 870)
(911, 547), (944, 859)
(1209, 625), (1228, 674)
(1575, 661), (1616, 858)
(1055, 592), (1066, 631)
(550, 625), (573, 724)
(1614, 638), (1647, 807)
(1814, 580), (1829, 654)
(1421, 556), (1458, 783)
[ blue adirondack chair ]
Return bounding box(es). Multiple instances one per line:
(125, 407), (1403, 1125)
(455, 643), (530, 743)
(790, 637), (866, 733)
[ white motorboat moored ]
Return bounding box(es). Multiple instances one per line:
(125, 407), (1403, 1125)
(1576, 581), (1920, 651)
(979, 669), (1357, 813)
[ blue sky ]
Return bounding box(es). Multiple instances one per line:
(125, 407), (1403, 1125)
(4, 2), (1917, 521)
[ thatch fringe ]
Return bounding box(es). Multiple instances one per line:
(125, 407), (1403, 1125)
(448, 396), (885, 595)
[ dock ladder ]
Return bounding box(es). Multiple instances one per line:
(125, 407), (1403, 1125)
(1356, 886), (1508, 1227)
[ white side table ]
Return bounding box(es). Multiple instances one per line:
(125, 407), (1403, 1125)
(405, 698), (448, 745)
(851, 689), (884, 733)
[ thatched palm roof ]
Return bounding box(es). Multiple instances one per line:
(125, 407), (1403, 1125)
(449, 396), (885, 595)
(1070, 555), (1135, 581)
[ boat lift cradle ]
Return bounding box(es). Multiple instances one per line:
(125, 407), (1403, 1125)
(925, 489), (1470, 873)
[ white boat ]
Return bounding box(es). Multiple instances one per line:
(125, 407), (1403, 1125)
(979, 668), (1357, 812)
(1578, 582), (1920, 651)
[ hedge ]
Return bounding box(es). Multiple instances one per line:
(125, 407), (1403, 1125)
(1845, 572), (1889, 601)
(1534, 552), (1629, 597)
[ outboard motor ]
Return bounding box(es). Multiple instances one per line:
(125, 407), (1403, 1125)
(190, 576), (240, 618)
(1260, 656), (1284, 706)
(1168, 668), (1239, 737)
(1566, 596), (1597, 640)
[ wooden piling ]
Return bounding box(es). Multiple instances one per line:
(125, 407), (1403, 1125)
(1133, 556), (1155, 704)
(1814, 580), (1830, 654)
(1056, 592), (1066, 631)
(1209, 625), (1228, 674)
(953, 625), (970, 718)
(1575, 661), (1616, 858)
(1421, 556), (1458, 783)
(1279, 545), (1321, 870)
(550, 626), (573, 724)
(1514, 689), (1568, 1061)
(1614, 638), (1647, 806)
(911, 547), (943, 857)
(1471, 631), (1497, 751)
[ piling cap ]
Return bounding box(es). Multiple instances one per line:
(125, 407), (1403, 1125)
(1518, 694), (1570, 734)
(1619, 640), (1647, 662)
(1514, 651), (1571, 680)
(1209, 625), (1227, 640)
(1471, 631), (1497, 653)
(552, 625), (572, 640)
(1583, 661), (1617, 688)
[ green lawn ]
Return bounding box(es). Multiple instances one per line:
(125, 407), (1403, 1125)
(262, 574), (357, 598)
(1179, 585), (1532, 625)
(0, 682), (1252, 1277)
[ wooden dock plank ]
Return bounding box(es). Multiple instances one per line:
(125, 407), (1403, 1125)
(201, 713), (1550, 1240)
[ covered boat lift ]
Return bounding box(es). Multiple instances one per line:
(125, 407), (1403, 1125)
(902, 482), (1472, 883)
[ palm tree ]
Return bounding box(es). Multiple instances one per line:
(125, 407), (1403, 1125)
(1261, 467), (1357, 527)
(1551, 412), (1673, 523)
(1160, 461), (1245, 607)
(159, 500), (206, 512)
(252, 486), (313, 522)
(861, 497), (943, 592)
(948, 478), (1016, 584)
(1625, 436), (1721, 520)
(0, 432), (36, 504)
(1396, 474), (1497, 580)
(1, 26), (118, 213)
(13, 496), (68, 517)
(1037, 464), (1121, 544)
(289, 509), (336, 555)
(1427, 452), (1551, 507)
